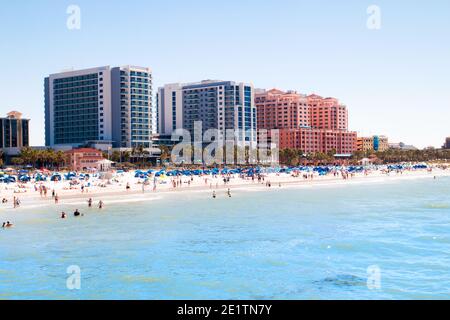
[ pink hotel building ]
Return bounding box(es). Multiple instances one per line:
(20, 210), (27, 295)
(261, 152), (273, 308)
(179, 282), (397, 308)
(255, 89), (357, 154)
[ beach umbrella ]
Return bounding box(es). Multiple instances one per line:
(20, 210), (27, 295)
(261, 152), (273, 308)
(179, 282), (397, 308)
(19, 175), (31, 182)
(51, 174), (62, 181)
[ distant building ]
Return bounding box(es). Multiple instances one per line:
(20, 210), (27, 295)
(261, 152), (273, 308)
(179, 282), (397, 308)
(255, 89), (356, 154)
(157, 80), (257, 146)
(0, 111), (30, 155)
(389, 142), (418, 151)
(444, 137), (450, 149)
(357, 135), (389, 152)
(278, 128), (356, 154)
(45, 65), (153, 150)
(65, 148), (105, 171)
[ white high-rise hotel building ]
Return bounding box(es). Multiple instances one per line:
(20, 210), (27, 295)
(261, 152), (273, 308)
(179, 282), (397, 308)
(157, 80), (257, 146)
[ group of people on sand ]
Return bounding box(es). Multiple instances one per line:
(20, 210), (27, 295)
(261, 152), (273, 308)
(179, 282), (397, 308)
(171, 177), (194, 189)
(37, 184), (48, 197)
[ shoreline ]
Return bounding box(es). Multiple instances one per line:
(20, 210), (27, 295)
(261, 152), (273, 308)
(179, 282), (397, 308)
(2, 169), (449, 211)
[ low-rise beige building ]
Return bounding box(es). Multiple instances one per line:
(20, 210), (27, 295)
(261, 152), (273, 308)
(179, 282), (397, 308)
(357, 135), (389, 152)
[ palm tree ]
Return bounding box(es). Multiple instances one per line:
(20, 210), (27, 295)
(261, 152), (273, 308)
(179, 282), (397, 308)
(279, 148), (299, 166)
(132, 145), (149, 168)
(55, 151), (67, 170)
(19, 147), (36, 167)
(110, 151), (121, 163)
(159, 145), (171, 166)
(11, 157), (24, 166)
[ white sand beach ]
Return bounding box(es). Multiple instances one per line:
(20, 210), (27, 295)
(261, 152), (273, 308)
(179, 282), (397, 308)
(1, 166), (449, 211)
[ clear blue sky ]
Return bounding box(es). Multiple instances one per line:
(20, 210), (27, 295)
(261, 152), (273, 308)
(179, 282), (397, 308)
(1, 0), (449, 148)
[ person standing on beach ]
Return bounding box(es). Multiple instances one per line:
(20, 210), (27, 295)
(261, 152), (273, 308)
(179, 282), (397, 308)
(13, 197), (20, 208)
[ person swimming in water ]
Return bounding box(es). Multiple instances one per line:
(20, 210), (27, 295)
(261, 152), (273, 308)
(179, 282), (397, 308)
(61, 212), (67, 219)
(227, 188), (231, 197)
(3, 221), (13, 228)
(74, 209), (81, 217)
(98, 200), (104, 209)
(88, 198), (93, 208)
(213, 191), (216, 199)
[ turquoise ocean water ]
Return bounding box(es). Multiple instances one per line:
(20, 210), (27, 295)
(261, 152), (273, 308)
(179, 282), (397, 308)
(1, 176), (450, 300)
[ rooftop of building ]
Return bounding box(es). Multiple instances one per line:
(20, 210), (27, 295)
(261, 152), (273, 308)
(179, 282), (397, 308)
(160, 80), (253, 90)
(47, 65), (152, 78)
(1, 111), (30, 120)
(65, 148), (103, 154)
(255, 88), (306, 97)
(48, 66), (110, 78)
(358, 135), (389, 139)
(255, 89), (342, 104)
